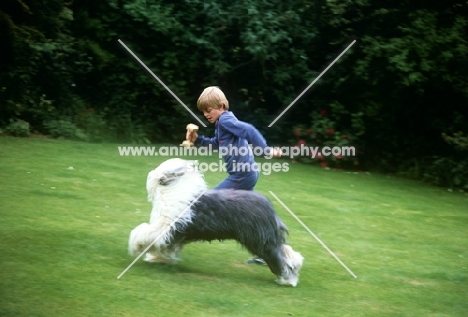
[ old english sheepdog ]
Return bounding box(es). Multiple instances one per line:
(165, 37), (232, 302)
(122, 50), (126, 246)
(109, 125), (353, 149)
(128, 158), (304, 286)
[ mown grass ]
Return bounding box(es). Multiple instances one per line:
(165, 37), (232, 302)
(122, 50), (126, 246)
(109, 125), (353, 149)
(0, 137), (467, 316)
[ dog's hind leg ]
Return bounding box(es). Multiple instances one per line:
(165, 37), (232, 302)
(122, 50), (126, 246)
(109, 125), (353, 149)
(254, 244), (304, 287)
(275, 245), (304, 287)
(254, 245), (285, 278)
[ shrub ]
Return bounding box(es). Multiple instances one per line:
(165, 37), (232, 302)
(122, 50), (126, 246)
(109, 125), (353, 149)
(44, 120), (87, 141)
(422, 156), (468, 190)
(4, 119), (30, 137)
(422, 131), (468, 189)
(101, 112), (151, 144)
(291, 102), (364, 169)
(73, 107), (108, 143)
(442, 132), (468, 151)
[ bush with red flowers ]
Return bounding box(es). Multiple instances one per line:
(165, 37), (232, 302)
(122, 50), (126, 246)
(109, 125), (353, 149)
(291, 102), (364, 169)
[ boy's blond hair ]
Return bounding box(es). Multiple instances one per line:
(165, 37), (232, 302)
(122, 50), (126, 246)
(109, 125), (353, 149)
(197, 86), (230, 111)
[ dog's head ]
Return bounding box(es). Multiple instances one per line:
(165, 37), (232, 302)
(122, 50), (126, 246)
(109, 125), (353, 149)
(146, 158), (199, 201)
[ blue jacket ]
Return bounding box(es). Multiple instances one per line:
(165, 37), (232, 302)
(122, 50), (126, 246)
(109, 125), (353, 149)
(195, 111), (270, 174)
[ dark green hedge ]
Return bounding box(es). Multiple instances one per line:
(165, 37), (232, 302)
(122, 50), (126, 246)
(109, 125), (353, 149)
(0, 0), (467, 188)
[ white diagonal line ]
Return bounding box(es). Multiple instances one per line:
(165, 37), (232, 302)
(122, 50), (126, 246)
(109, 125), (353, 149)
(268, 40), (357, 127)
(117, 190), (207, 279)
(269, 191), (357, 278)
(118, 39), (207, 127)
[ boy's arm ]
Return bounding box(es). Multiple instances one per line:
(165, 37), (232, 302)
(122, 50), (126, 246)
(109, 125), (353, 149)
(185, 124), (219, 149)
(220, 116), (266, 146)
(194, 132), (219, 149)
(220, 116), (280, 156)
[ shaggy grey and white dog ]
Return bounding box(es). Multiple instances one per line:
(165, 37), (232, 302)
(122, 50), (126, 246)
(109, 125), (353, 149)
(129, 158), (304, 286)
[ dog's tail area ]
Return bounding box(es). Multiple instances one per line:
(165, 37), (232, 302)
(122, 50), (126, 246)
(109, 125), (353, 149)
(275, 214), (289, 236)
(276, 244), (304, 287)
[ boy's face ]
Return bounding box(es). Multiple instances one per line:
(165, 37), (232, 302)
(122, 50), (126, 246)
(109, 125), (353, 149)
(203, 106), (225, 123)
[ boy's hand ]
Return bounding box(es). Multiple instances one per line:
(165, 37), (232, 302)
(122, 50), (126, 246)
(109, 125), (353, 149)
(272, 147), (282, 158)
(185, 123), (199, 143)
(186, 130), (198, 143)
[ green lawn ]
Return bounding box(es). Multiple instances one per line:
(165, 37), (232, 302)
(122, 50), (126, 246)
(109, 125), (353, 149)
(1, 137), (467, 316)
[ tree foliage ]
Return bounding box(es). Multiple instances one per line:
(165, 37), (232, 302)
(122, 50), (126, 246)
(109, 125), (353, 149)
(0, 0), (467, 187)
(311, 0), (468, 185)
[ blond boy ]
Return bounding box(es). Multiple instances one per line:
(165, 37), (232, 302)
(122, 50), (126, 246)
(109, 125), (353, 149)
(186, 86), (280, 190)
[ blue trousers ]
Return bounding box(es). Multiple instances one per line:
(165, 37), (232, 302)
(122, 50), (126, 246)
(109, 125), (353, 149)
(214, 171), (259, 191)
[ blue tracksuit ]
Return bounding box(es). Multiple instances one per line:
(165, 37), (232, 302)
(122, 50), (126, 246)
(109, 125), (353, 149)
(195, 111), (270, 190)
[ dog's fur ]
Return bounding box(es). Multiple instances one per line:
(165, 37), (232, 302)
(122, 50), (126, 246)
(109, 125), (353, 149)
(129, 158), (304, 286)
